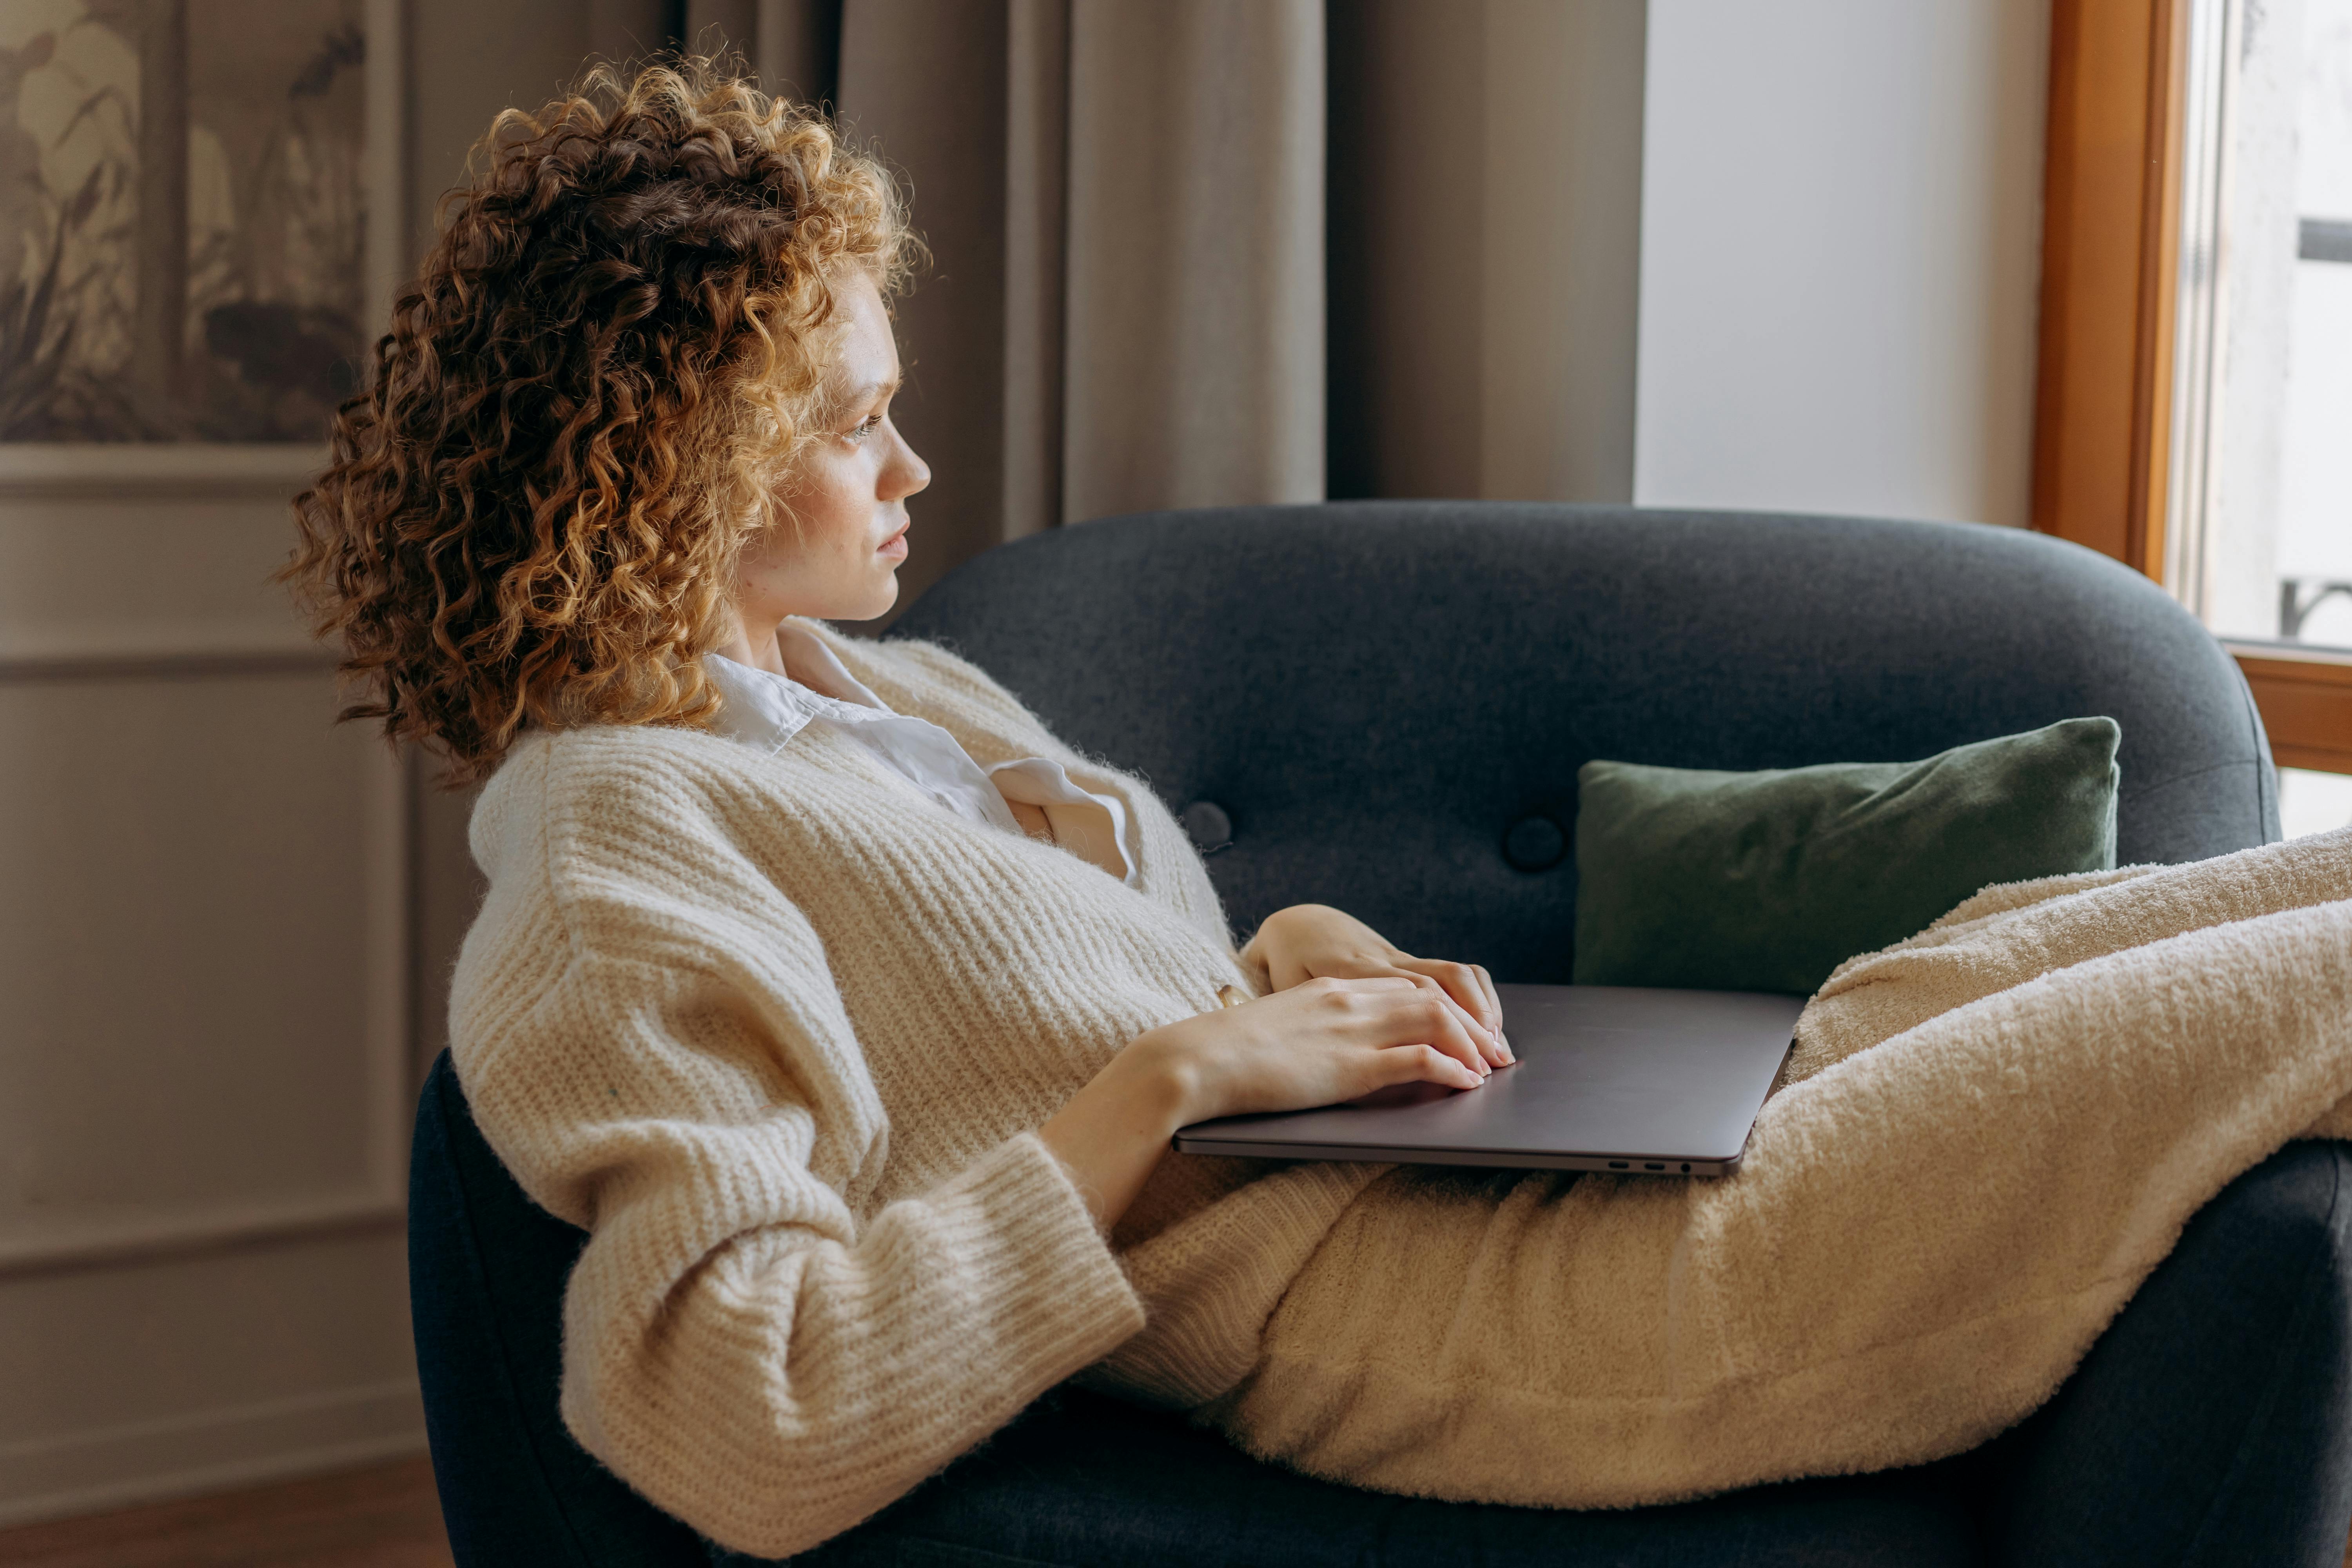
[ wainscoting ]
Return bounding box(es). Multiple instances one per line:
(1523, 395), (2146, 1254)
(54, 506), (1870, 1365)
(0, 445), (426, 1526)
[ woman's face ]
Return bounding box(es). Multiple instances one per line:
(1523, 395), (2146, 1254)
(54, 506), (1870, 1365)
(732, 267), (930, 639)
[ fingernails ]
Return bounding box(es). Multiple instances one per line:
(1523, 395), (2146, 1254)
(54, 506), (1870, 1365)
(1498, 1031), (1515, 1064)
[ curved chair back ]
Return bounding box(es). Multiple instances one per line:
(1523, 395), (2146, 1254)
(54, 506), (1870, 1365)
(891, 503), (2276, 978)
(411, 503), (2276, 1562)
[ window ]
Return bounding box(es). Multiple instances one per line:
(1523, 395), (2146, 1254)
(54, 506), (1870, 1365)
(2168, 0), (2352, 653)
(2035, 0), (2352, 838)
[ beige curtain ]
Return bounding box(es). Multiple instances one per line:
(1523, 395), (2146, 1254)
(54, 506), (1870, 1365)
(823, 0), (1327, 609)
(1327, 0), (1646, 506)
(677, 0), (1646, 609)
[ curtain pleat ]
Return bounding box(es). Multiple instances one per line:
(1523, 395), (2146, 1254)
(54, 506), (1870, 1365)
(1060, 0), (1326, 524)
(1325, 0), (1486, 501)
(1002, 0), (1070, 540)
(753, 0), (842, 103)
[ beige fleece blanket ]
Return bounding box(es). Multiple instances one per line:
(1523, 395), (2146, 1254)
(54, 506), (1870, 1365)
(1210, 826), (2352, 1508)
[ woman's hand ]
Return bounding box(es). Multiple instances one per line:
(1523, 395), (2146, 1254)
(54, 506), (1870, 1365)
(1038, 976), (1497, 1229)
(1144, 975), (1497, 1120)
(1245, 904), (1510, 1068)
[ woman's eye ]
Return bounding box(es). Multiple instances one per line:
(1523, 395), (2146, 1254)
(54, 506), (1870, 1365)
(845, 413), (884, 443)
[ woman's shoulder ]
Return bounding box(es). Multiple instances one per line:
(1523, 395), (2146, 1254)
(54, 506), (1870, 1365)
(483, 720), (757, 807)
(470, 722), (788, 886)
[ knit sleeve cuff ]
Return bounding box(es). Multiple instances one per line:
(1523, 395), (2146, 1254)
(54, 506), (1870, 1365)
(924, 1132), (1148, 1386)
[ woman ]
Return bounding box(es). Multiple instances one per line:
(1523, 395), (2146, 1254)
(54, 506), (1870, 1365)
(292, 60), (1504, 1554)
(292, 60), (2352, 1564)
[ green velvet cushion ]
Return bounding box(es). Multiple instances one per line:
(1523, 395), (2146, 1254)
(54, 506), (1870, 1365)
(1572, 717), (2122, 996)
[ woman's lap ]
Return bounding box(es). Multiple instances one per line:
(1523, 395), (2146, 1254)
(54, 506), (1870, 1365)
(1212, 894), (2352, 1513)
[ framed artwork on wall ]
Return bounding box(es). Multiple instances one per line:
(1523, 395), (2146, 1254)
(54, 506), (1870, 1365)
(0, 0), (402, 468)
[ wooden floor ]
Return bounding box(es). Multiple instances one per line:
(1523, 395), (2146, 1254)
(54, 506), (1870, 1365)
(0, 1457), (454, 1568)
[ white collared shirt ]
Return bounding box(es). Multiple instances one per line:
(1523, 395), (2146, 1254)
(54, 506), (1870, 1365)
(703, 626), (1140, 888)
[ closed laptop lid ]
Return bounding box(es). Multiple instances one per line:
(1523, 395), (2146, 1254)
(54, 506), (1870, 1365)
(1172, 983), (1803, 1174)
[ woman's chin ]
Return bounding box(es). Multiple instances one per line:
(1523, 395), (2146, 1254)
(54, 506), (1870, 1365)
(848, 573), (900, 622)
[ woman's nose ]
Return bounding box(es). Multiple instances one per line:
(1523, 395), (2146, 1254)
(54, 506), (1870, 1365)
(882, 427), (930, 502)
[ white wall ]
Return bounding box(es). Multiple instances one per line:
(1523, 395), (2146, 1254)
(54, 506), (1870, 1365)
(1632, 0), (2050, 528)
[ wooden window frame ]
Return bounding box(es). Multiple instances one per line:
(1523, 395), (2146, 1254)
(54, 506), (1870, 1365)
(2033, 0), (2352, 775)
(2226, 644), (2352, 773)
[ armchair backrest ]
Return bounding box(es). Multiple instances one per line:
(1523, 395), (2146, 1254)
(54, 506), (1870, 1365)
(890, 503), (2277, 978)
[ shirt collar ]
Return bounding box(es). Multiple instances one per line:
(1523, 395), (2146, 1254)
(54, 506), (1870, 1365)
(704, 626), (893, 756)
(775, 621), (891, 709)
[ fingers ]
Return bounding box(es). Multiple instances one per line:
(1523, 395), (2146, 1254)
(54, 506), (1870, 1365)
(1392, 970), (1505, 1070)
(1470, 964), (1507, 1060)
(1393, 978), (1495, 1078)
(1396, 957), (1484, 1020)
(1397, 958), (1510, 1064)
(1291, 975), (1494, 1079)
(1376, 1042), (1483, 1093)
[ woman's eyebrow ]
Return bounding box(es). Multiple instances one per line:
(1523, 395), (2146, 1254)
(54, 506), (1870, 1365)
(838, 378), (899, 408)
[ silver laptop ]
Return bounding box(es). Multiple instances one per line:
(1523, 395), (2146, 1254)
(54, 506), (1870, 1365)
(1172, 983), (1803, 1176)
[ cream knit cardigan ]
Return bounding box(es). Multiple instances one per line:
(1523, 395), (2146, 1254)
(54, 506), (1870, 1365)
(450, 624), (1371, 1557)
(456, 620), (2352, 1556)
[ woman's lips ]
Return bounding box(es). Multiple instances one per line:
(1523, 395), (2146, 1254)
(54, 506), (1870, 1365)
(878, 524), (909, 560)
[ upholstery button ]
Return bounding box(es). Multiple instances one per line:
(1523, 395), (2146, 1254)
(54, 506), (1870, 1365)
(1180, 800), (1233, 852)
(1503, 815), (1566, 872)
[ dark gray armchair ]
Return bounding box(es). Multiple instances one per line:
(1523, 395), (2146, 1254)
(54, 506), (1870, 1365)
(410, 504), (2352, 1566)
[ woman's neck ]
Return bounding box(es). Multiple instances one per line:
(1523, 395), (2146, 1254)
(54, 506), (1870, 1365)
(712, 615), (789, 677)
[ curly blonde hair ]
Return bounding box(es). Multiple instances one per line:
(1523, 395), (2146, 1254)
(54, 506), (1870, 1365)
(283, 59), (914, 784)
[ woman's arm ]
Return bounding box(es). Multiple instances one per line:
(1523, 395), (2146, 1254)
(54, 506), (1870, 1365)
(456, 762), (1150, 1559)
(1040, 975), (1497, 1227)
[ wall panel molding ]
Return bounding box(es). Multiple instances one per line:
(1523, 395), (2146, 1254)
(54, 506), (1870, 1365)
(0, 1192), (405, 1284)
(0, 645), (334, 683)
(0, 456), (408, 1276)
(0, 714), (413, 1280)
(0, 0), (430, 1526)
(0, 444), (329, 502)
(0, 1377), (425, 1530)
